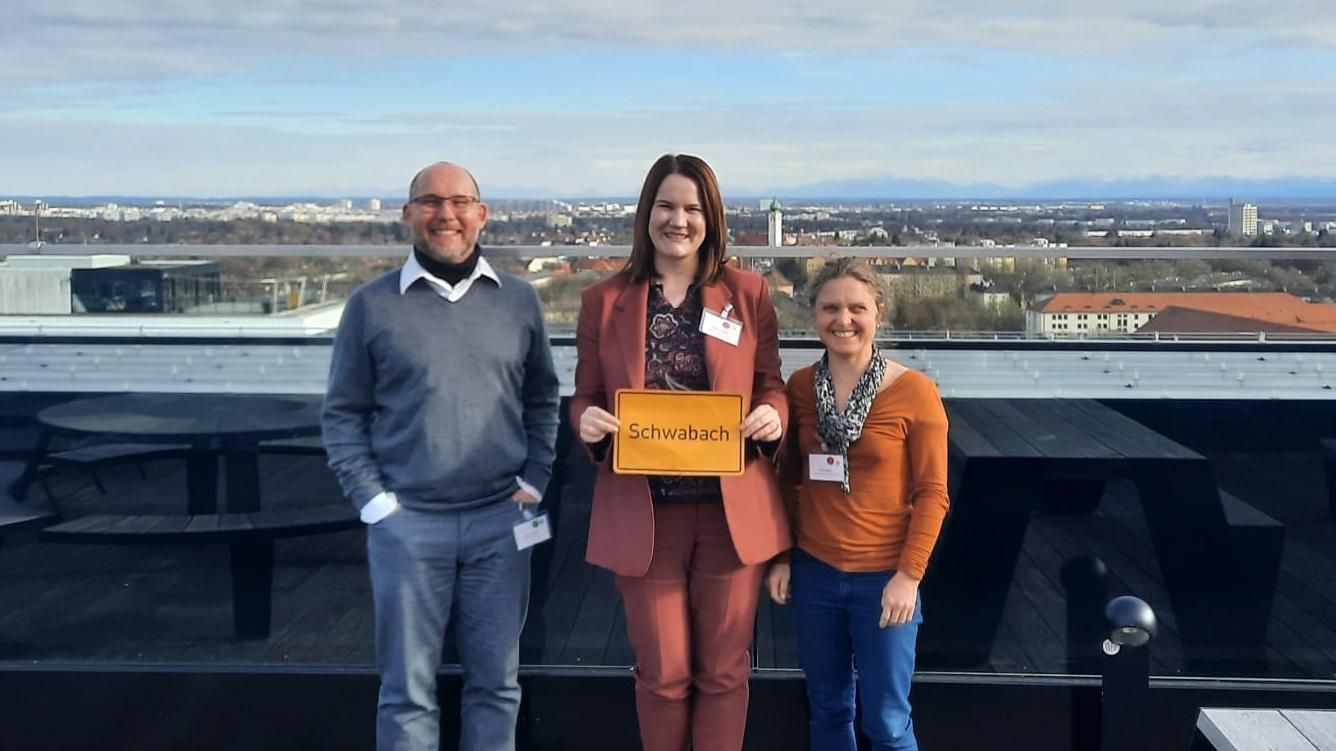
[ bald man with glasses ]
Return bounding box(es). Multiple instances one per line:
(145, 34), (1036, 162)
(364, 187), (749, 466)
(322, 162), (560, 751)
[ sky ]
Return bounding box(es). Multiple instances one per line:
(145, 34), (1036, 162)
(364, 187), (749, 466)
(4, 0), (1336, 198)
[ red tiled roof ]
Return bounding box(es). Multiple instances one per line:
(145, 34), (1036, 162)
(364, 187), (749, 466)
(573, 259), (624, 273)
(1135, 306), (1329, 334)
(1037, 292), (1336, 332)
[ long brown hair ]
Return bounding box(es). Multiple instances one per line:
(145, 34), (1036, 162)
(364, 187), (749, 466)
(624, 154), (728, 285)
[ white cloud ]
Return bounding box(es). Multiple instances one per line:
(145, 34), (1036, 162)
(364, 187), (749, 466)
(7, 0), (1336, 86)
(5, 1), (1334, 193)
(5, 71), (1334, 196)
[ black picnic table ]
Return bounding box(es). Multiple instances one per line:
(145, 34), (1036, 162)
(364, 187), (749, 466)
(923, 398), (1283, 668)
(31, 393), (322, 514)
(26, 394), (347, 639)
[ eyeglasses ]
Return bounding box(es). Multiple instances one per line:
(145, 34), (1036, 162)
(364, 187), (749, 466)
(409, 194), (481, 212)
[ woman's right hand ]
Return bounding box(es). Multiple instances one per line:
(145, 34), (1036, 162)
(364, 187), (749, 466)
(766, 561), (791, 604)
(578, 406), (621, 444)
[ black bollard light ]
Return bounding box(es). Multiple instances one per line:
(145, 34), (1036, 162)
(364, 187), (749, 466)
(1100, 596), (1156, 751)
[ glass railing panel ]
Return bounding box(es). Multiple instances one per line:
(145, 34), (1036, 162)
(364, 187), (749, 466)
(1, 244), (1334, 684)
(6, 244), (1336, 342)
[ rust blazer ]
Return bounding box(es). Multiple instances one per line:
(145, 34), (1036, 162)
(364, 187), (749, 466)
(571, 265), (792, 577)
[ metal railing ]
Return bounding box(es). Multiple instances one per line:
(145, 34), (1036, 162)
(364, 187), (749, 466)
(6, 243), (1336, 260)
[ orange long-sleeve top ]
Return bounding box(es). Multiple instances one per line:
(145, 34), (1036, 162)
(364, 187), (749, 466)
(778, 365), (950, 579)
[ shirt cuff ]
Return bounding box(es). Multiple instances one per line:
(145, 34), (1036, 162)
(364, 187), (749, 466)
(516, 477), (542, 503)
(360, 491), (400, 524)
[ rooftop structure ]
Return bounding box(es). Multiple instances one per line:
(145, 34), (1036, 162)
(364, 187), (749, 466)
(1029, 292), (1336, 338)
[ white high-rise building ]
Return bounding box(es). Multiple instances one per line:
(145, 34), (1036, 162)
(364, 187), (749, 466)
(367, 198), (382, 211)
(1228, 199), (1258, 236)
(767, 198), (783, 247)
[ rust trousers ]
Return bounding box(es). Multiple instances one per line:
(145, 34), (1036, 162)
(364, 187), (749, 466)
(614, 501), (766, 751)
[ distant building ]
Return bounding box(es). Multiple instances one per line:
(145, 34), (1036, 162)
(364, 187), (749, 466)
(367, 198), (382, 211)
(733, 231), (770, 246)
(972, 290), (1015, 312)
(804, 256), (836, 276)
(1228, 199), (1258, 236)
(966, 256), (1015, 272)
(571, 258), (622, 273)
(0, 255), (221, 315)
(768, 198), (783, 248)
(0, 255), (125, 314)
(1027, 291), (1336, 337)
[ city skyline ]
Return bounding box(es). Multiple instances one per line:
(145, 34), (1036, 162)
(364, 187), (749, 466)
(5, 1), (1336, 197)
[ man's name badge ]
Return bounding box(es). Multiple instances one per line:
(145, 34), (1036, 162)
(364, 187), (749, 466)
(513, 509), (552, 550)
(809, 453), (845, 482)
(700, 304), (742, 346)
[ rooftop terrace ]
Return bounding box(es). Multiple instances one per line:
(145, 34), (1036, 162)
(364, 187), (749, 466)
(3, 244), (1336, 749)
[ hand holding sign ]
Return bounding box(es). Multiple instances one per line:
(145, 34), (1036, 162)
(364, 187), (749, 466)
(579, 405), (621, 443)
(740, 403), (782, 442)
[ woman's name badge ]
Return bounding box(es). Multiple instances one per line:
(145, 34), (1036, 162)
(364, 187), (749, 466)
(700, 304), (742, 346)
(809, 453), (844, 482)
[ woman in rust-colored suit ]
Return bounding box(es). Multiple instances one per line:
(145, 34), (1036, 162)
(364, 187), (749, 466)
(570, 153), (790, 751)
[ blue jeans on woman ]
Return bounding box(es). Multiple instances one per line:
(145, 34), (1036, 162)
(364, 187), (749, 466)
(790, 548), (922, 751)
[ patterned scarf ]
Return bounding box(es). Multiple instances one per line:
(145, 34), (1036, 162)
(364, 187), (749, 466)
(814, 346), (887, 494)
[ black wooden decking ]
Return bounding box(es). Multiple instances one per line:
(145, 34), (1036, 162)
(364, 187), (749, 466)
(1, 439), (1335, 679)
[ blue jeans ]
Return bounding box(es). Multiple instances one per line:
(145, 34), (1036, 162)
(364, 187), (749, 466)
(367, 501), (532, 751)
(790, 548), (921, 751)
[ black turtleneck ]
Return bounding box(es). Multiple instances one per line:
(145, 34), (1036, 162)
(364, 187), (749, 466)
(414, 243), (481, 286)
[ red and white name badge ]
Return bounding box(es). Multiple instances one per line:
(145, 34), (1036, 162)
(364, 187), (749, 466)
(700, 303), (743, 346)
(809, 453), (844, 482)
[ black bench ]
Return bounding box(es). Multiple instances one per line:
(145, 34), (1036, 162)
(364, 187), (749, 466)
(42, 505), (360, 639)
(0, 425), (40, 461)
(0, 463), (57, 545)
(1319, 437), (1336, 520)
(257, 435), (326, 456)
(42, 442), (191, 494)
(927, 398), (1287, 668)
(1218, 491), (1286, 642)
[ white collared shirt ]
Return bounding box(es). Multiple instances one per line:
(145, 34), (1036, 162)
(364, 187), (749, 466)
(364, 249), (538, 523)
(398, 248), (502, 302)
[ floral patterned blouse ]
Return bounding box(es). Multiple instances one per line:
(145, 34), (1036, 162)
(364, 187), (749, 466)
(644, 281), (723, 504)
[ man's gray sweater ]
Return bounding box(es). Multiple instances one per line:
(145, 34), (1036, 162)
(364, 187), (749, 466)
(321, 266), (560, 511)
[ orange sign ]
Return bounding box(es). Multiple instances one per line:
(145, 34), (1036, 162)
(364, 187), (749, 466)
(613, 389), (745, 476)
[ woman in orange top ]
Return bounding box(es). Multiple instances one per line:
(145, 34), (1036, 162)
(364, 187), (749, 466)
(571, 154), (790, 751)
(768, 257), (950, 751)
